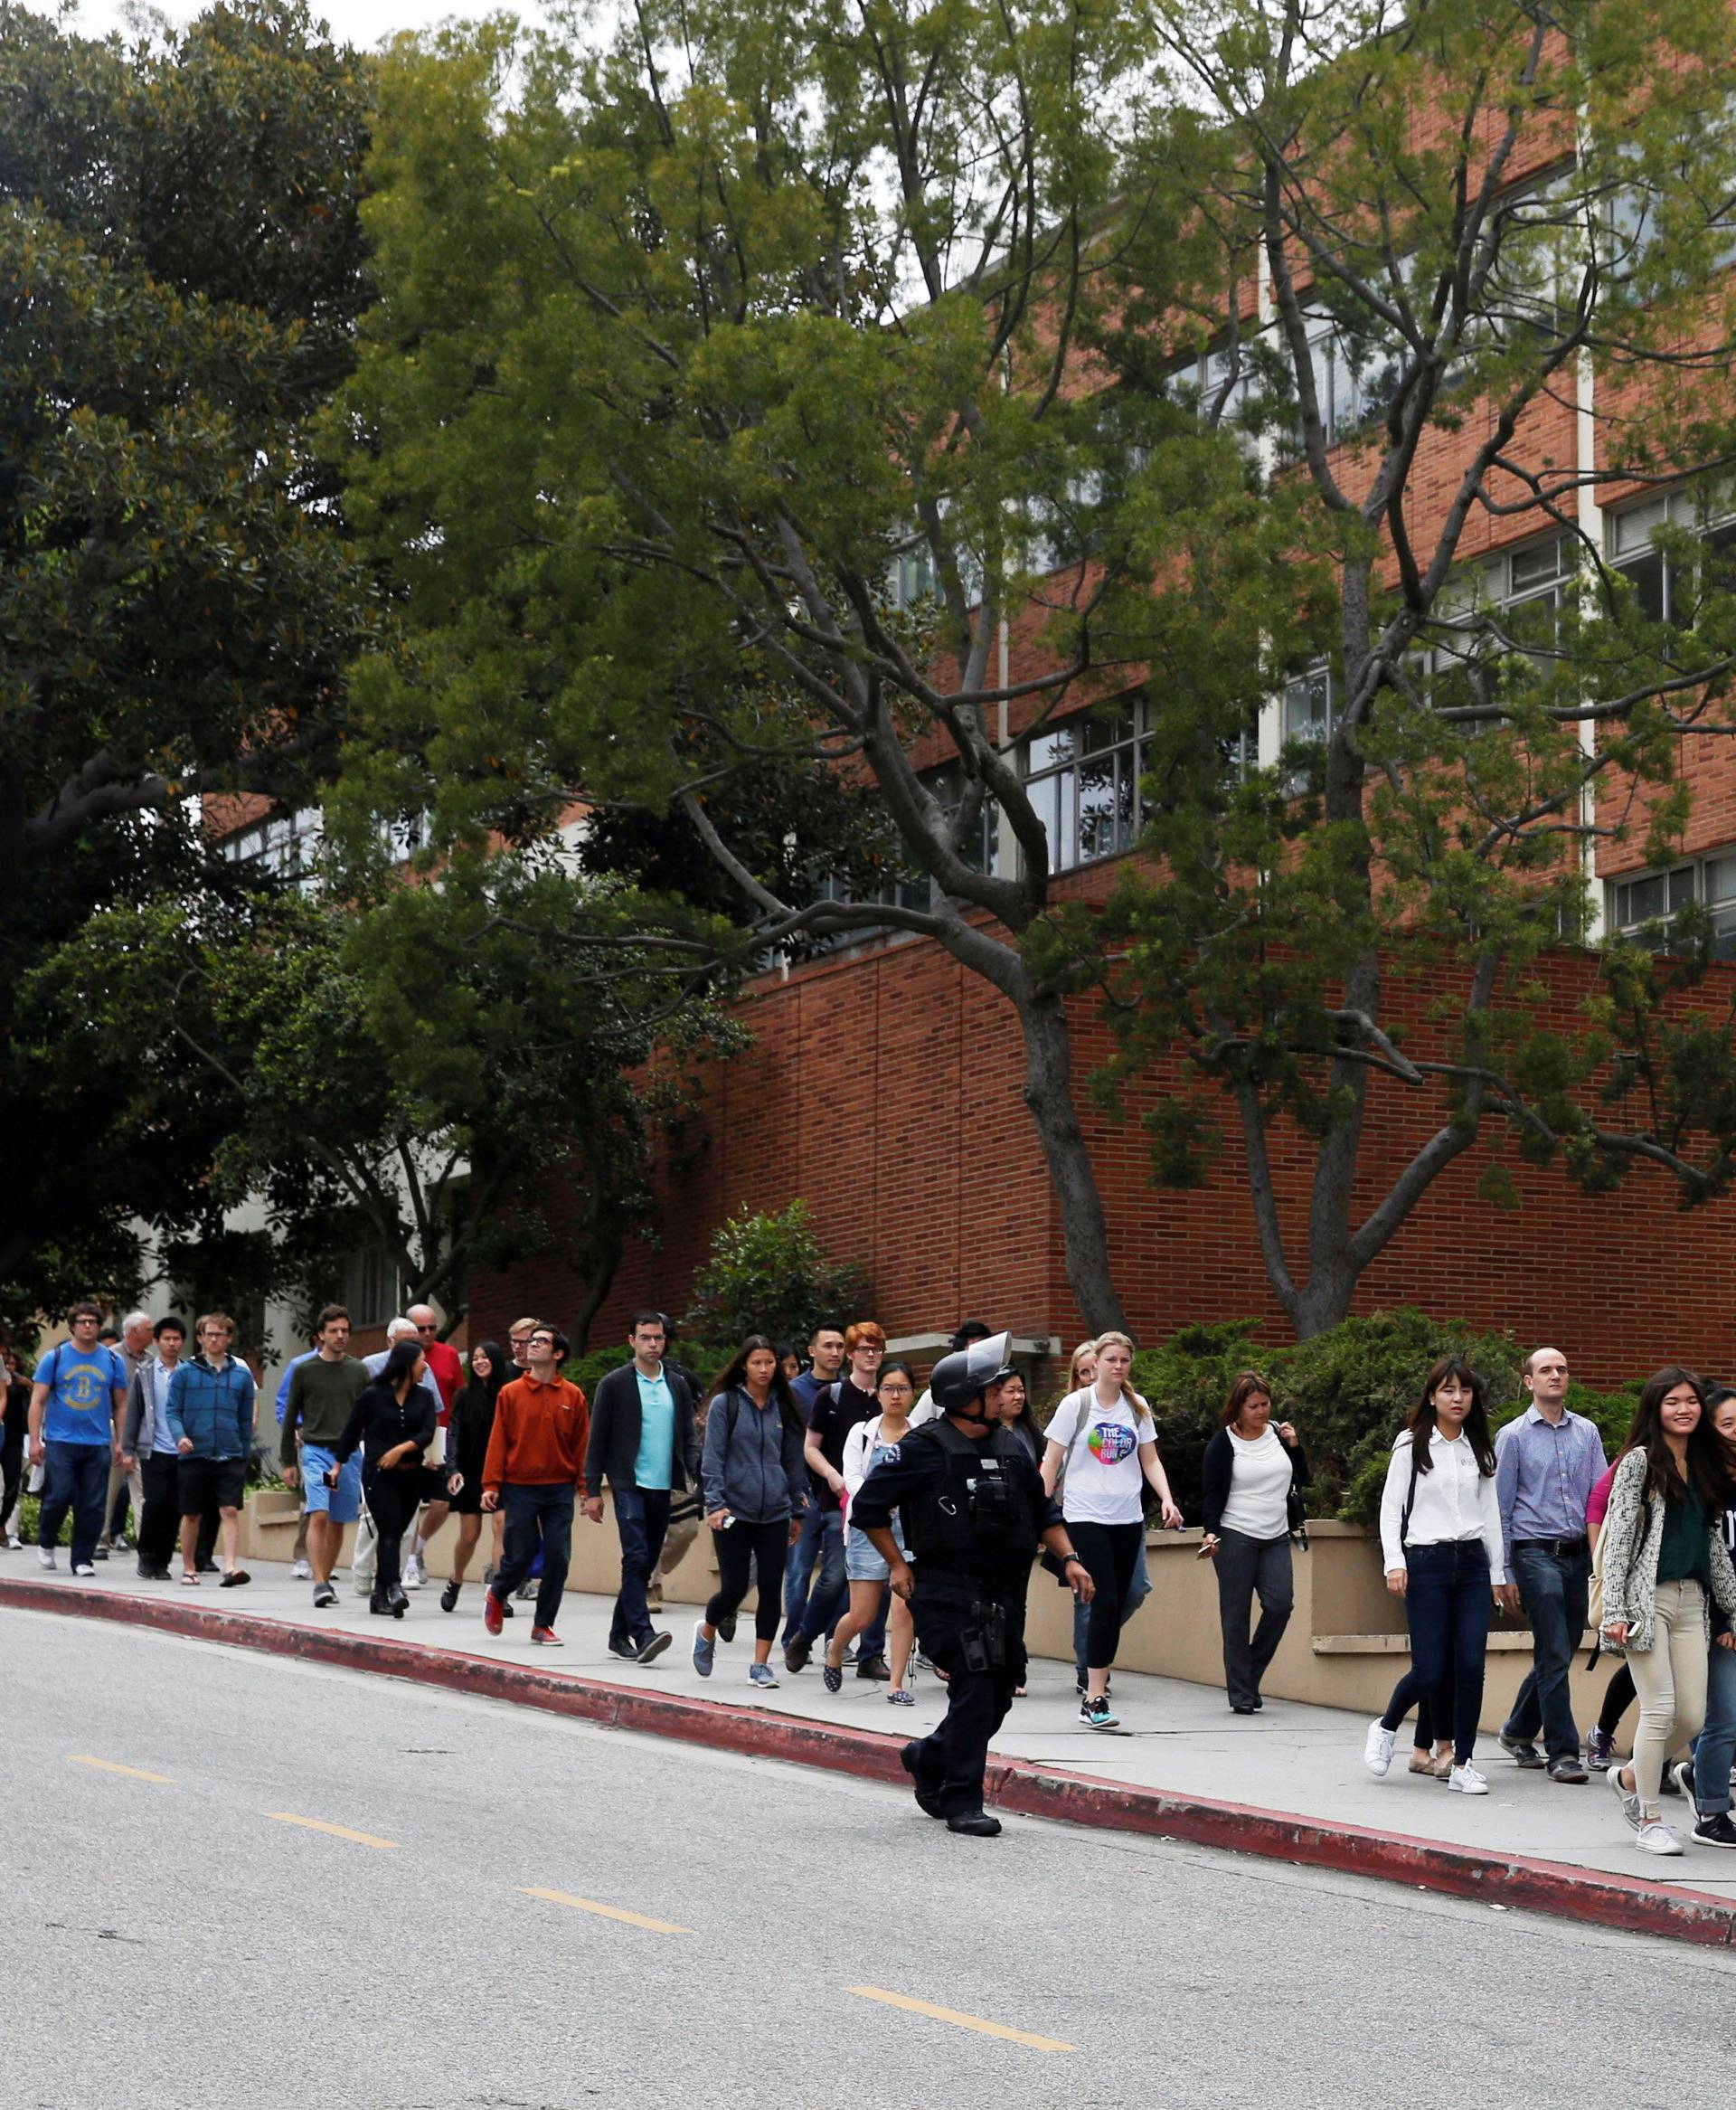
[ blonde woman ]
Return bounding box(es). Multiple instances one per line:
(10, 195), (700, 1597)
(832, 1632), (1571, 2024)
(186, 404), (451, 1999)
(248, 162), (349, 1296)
(1043, 1331), (1181, 1729)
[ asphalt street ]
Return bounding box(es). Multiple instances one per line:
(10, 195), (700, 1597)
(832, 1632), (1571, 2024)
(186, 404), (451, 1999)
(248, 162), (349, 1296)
(7, 1607), (1735, 2110)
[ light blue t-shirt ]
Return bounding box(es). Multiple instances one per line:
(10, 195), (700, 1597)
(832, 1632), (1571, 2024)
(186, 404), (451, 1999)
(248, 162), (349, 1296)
(275, 1348), (317, 1426)
(634, 1366), (675, 1490)
(33, 1341), (126, 1446)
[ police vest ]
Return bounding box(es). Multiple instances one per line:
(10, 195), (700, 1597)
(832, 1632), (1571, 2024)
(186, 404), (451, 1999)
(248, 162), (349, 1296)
(904, 1421), (1039, 1571)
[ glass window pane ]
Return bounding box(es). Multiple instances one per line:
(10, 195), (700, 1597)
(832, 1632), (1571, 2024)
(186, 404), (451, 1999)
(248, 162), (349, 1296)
(1617, 550), (1667, 622)
(1509, 538), (1569, 593)
(1082, 710), (1133, 754)
(1077, 755), (1116, 862)
(1284, 667), (1333, 742)
(1704, 854), (1736, 904)
(1026, 727), (1073, 774)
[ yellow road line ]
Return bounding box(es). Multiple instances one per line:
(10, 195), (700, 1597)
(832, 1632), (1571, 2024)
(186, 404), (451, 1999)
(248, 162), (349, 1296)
(69, 1755), (174, 1784)
(519, 1887), (691, 1934)
(262, 1812), (402, 1850)
(847, 1985), (1075, 2051)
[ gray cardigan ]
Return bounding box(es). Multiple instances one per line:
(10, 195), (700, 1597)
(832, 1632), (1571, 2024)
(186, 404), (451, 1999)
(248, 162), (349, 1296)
(1599, 1446), (1736, 1654)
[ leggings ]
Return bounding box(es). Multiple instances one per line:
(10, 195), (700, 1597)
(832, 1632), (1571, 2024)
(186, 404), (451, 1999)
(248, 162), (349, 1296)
(1071, 1519), (1146, 1672)
(363, 1469), (421, 1601)
(707, 1517), (789, 1642)
(1599, 1663), (1637, 1737)
(0, 1433), (22, 1538)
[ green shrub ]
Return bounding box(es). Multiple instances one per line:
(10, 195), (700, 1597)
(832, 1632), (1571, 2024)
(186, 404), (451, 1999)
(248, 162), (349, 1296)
(1122, 1307), (1597, 1524)
(683, 1199), (869, 1348)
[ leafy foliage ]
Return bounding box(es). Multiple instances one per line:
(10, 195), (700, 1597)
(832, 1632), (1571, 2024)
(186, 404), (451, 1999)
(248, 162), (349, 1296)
(683, 1201), (869, 1351)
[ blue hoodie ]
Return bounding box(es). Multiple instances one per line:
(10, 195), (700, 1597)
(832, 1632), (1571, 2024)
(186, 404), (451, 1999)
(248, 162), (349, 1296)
(165, 1355), (257, 1461)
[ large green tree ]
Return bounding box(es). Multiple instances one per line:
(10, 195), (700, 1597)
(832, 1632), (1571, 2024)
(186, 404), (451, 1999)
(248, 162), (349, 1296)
(0, 0), (376, 1312)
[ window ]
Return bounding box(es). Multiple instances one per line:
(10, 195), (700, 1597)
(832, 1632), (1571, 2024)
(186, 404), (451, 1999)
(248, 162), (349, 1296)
(221, 805), (321, 888)
(1024, 701), (1152, 872)
(342, 1244), (401, 1329)
(1609, 487), (1736, 624)
(1421, 535), (1575, 714)
(1282, 665), (1336, 745)
(1608, 855), (1736, 960)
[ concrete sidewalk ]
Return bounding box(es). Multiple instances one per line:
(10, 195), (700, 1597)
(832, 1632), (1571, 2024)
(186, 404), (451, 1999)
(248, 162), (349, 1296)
(8, 1552), (1735, 1943)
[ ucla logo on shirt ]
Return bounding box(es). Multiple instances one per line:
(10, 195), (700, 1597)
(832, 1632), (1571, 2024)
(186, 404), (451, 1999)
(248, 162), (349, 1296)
(1088, 1421), (1137, 1466)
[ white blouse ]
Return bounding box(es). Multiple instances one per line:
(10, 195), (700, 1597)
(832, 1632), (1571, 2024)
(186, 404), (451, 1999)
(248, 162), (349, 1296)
(1379, 1429), (1505, 1582)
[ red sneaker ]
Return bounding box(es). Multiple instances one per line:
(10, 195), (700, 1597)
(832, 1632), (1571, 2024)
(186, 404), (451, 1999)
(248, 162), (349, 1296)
(483, 1591), (504, 1637)
(531, 1625), (562, 1647)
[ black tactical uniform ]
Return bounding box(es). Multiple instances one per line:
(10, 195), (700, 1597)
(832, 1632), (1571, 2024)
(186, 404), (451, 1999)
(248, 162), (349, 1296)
(852, 1339), (1071, 1829)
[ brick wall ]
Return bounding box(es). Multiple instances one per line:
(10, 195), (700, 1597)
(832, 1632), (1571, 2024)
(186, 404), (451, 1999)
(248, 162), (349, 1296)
(473, 932), (1736, 1388)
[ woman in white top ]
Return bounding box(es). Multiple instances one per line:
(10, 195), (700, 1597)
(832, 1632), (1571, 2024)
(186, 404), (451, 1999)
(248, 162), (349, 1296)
(1198, 1371), (1308, 1714)
(823, 1361), (917, 1703)
(1042, 1331), (1181, 1731)
(1364, 1357), (1505, 1795)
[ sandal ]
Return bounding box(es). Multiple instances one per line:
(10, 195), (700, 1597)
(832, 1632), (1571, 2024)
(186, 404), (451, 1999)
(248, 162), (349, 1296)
(180, 1572), (200, 1586)
(220, 1569), (250, 1589)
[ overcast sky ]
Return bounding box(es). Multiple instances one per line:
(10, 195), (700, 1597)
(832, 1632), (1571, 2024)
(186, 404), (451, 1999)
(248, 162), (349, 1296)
(23, 0), (552, 49)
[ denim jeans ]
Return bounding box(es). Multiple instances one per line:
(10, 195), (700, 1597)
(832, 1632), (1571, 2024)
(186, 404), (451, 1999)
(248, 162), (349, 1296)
(1074, 1533), (1152, 1679)
(1394, 1539), (1492, 1765)
(795, 1509), (848, 1644)
(492, 1482), (575, 1630)
(610, 1485), (671, 1649)
(781, 1497), (826, 1643)
(1503, 1540), (1591, 1762)
(40, 1441), (110, 1568)
(1693, 1638), (1736, 1815)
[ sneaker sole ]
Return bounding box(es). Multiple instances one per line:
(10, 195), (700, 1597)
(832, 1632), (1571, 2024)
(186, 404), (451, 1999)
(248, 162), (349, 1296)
(637, 1632), (673, 1664)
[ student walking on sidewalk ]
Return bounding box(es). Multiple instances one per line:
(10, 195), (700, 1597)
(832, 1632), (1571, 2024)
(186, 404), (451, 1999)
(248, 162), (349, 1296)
(823, 1360), (918, 1702)
(1600, 1368), (1736, 1857)
(440, 1341), (509, 1613)
(481, 1328), (590, 1646)
(1041, 1330), (1181, 1731)
(693, 1338), (808, 1690)
(1199, 1372), (1308, 1715)
(1366, 1358), (1505, 1796)
(1685, 1387), (1736, 1849)
(329, 1339), (439, 1618)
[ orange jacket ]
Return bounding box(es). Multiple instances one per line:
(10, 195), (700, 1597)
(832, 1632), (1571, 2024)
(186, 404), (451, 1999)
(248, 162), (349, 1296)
(482, 1370), (590, 1490)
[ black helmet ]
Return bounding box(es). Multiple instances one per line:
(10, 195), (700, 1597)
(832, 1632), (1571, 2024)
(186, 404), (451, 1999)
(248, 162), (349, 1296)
(928, 1329), (1013, 1414)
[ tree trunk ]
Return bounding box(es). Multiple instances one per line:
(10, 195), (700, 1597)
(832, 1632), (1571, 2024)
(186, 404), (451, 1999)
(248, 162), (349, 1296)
(1015, 986), (1130, 1338)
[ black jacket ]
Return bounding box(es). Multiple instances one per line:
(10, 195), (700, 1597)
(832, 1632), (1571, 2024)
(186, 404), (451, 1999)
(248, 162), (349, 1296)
(332, 1380), (439, 1474)
(584, 1360), (700, 1500)
(1199, 1426), (1309, 1539)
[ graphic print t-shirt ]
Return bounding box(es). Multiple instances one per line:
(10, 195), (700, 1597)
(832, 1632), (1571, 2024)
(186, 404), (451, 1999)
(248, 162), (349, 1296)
(1046, 1386), (1156, 1526)
(33, 1342), (126, 1446)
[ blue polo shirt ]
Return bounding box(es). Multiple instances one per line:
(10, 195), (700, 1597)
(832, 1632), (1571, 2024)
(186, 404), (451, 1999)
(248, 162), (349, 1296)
(33, 1341), (126, 1446)
(633, 1365), (675, 1490)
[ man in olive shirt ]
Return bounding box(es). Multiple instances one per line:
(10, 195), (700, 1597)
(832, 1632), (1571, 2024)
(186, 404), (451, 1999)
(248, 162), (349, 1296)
(279, 1305), (369, 1608)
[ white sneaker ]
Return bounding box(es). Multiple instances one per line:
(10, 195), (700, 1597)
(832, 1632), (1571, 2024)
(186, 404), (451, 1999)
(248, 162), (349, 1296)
(1609, 1764), (1644, 1832)
(403, 1551), (425, 1589)
(1449, 1763), (1488, 1795)
(72, 1562), (96, 1577)
(5, 1534), (22, 1549)
(37, 1547), (56, 1571)
(1636, 1820), (1685, 1857)
(290, 1557), (312, 1581)
(1363, 1721), (1397, 1776)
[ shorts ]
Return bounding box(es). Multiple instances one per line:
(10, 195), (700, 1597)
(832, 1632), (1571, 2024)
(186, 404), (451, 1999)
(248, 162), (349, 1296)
(445, 1466), (484, 1518)
(845, 1519), (905, 1583)
(301, 1444), (362, 1526)
(177, 1455), (246, 1516)
(415, 1463), (451, 1507)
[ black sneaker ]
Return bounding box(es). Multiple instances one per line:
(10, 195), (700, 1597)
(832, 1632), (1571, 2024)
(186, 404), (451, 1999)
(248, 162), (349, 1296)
(439, 1580), (460, 1613)
(1499, 1733), (1544, 1769)
(312, 1582), (337, 1609)
(1547, 1754), (1589, 1784)
(636, 1631), (673, 1665)
(607, 1636), (641, 1661)
(717, 1612), (737, 1643)
(946, 1811), (1002, 1837)
(1693, 1811), (1736, 1848)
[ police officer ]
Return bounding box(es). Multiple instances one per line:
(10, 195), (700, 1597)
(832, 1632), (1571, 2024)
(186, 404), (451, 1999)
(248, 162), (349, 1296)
(852, 1329), (1093, 1837)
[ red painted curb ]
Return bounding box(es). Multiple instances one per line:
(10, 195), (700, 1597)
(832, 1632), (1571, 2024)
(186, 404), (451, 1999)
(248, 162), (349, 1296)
(8, 1576), (1732, 1948)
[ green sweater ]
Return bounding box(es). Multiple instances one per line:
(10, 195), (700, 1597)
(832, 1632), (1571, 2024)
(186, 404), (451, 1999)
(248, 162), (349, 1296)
(1657, 1487), (1712, 1591)
(280, 1355), (369, 1464)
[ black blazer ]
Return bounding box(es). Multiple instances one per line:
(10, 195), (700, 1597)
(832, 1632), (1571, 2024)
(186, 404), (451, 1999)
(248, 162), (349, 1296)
(1200, 1425), (1309, 1539)
(584, 1360), (700, 1501)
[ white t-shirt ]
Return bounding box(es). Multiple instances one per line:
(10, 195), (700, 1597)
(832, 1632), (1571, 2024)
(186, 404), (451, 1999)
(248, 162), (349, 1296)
(1220, 1426), (1292, 1539)
(1046, 1386), (1156, 1526)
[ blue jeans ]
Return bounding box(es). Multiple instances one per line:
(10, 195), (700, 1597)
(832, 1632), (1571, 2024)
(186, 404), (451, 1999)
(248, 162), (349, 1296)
(492, 1483), (575, 1630)
(1074, 1533), (1153, 1679)
(1694, 1639), (1736, 1815)
(781, 1498), (826, 1642)
(796, 1509), (848, 1644)
(1383, 1540), (1492, 1765)
(1503, 1540), (1591, 1763)
(40, 1441), (110, 1568)
(610, 1485), (671, 1649)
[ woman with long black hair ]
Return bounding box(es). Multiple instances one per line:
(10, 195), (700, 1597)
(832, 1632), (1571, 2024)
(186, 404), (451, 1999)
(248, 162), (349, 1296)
(1365, 1357), (1504, 1795)
(329, 1339), (438, 1619)
(440, 1340), (509, 1614)
(692, 1336), (808, 1689)
(1600, 1367), (1736, 1856)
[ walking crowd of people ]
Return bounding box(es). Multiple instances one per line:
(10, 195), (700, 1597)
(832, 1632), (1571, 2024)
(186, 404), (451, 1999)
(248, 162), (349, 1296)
(7, 1294), (1736, 1859)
